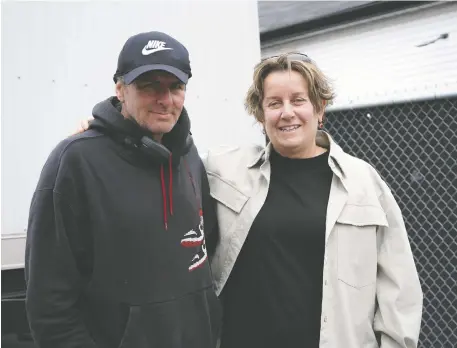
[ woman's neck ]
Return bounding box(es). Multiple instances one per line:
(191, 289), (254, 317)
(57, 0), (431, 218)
(274, 143), (327, 159)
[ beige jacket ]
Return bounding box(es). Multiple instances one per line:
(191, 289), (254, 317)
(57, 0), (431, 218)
(203, 131), (423, 348)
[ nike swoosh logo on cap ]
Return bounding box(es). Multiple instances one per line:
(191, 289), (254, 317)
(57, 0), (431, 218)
(142, 47), (173, 55)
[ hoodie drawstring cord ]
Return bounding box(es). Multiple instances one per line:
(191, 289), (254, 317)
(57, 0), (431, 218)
(183, 159), (203, 219)
(160, 155), (174, 231)
(160, 164), (168, 231)
(161, 156), (201, 231)
(169, 154), (173, 216)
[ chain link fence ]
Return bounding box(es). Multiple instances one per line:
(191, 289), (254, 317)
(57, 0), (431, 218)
(325, 97), (457, 347)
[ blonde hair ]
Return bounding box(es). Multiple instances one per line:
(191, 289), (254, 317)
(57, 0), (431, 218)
(245, 53), (335, 122)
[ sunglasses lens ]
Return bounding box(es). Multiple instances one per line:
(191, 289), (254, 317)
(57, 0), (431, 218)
(262, 53), (311, 63)
(286, 53), (311, 62)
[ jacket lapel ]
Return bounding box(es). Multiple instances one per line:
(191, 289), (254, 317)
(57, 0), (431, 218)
(316, 132), (349, 244)
(325, 175), (348, 244)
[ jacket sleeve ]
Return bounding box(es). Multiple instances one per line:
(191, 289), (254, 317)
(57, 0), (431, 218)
(373, 179), (423, 348)
(25, 189), (98, 348)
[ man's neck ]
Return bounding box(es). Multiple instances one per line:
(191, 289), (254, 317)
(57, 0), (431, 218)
(121, 108), (163, 143)
(152, 133), (163, 143)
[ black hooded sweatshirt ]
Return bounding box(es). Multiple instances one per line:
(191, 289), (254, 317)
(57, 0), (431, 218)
(25, 97), (221, 348)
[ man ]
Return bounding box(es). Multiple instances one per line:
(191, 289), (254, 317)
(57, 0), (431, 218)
(25, 31), (221, 348)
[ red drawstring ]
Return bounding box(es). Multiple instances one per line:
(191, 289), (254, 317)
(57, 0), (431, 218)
(169, 155), (173, 216)
(183, 159), (202, 216)
(160, 164), (168, 230)
(160, 155), (174, 230)
(161, 156), (201, 231)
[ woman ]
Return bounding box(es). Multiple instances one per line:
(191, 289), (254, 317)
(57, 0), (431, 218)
(75, 53), (423, 348)
(204, 53), (423, 348)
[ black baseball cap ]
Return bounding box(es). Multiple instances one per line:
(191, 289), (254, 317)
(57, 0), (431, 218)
(113, 31), (192, 84)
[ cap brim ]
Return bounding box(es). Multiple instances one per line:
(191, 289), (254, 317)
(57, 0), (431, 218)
(123, 64), (189, 84)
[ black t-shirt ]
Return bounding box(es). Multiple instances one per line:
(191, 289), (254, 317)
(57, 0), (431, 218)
(220, 149), (333, 348)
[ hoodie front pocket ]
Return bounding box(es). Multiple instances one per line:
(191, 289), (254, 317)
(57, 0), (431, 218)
(117, 290), (220, 348)
(118, 306), (148, 348)
(336, 204), (388, 288)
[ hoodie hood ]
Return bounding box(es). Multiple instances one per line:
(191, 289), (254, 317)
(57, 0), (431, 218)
(91, 96), (196, 230)
(91, 96), (192, 158)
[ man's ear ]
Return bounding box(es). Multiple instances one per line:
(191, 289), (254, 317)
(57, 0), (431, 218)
(115, 81), (125, 103)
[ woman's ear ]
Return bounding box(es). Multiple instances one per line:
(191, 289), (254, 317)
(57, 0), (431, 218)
(260, 121), (270, 144)
(319, 100), (327, 122)
(317, 107), (325, 124)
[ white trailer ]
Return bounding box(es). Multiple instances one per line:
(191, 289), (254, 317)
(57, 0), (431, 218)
(1, 1), (263, 342)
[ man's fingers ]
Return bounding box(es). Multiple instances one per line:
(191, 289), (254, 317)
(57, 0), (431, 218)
(70, 117), (93, 136)
(83, 116), (94, 130)
(81, 119), (90, 131)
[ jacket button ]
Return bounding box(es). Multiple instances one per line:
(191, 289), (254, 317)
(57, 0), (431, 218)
(324, 280), (328, 286)
(323, 316), (328, 323)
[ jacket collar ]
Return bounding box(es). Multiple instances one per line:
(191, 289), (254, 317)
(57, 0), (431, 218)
(247, 131), (347, 179)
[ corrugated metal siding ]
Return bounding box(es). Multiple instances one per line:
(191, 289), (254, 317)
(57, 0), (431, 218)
(258, 1), (372, 33)
(261, 3), (457, 111)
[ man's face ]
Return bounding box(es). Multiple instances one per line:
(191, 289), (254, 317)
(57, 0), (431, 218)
(116, 71), (186, 140)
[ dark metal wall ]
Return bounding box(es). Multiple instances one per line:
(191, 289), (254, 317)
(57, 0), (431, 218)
(258, 1), (434, 43)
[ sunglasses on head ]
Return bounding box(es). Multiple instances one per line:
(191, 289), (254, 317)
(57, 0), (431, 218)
(261, 52), (312, 63)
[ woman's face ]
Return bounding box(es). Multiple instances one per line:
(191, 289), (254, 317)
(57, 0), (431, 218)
(262, 69), (323, 158)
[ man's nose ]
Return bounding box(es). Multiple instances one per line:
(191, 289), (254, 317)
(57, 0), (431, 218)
(156, 87), (173, 105)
